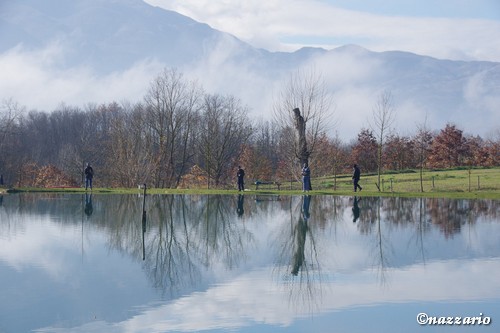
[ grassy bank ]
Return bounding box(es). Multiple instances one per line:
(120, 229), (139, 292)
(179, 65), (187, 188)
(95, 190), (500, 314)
(313, 167), (500, 199)
(3, 168), (500, 200)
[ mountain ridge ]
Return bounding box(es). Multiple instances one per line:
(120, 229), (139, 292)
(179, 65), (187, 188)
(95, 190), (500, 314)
(0, 0), (499, 140)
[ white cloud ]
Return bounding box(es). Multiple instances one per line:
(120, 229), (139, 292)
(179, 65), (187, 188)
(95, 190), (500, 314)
(0, 44), (164, 111)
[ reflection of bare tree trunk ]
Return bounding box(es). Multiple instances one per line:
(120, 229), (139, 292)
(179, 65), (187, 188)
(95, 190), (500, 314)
(291, 217), (308, 276)
(273, 196), (323, 314)
(291, 195), (312, 275)
(374, 198), (388, 285)
(417, 197), (427, 264)
(142, 212), (146, 261)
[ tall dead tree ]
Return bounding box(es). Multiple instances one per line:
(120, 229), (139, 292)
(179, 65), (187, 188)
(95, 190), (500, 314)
(273, 67), (334, 177)
(293, 107), (309, 166)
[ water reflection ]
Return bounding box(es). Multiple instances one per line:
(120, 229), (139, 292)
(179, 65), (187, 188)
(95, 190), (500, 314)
(352, 196), (360, 222)
(0, 194), (499, 333)
(236, 194), (244, 217)
(84, 193), (93, 217)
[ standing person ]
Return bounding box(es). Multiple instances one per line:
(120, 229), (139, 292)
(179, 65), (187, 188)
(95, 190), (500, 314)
(352, 164), (362, 192)
(84, 163), (94, 191)
(302, 163), (312, 191)
(237, 165), (245, 191)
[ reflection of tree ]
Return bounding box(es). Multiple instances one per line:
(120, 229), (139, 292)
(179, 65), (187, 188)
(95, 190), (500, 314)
(80, 194), (254, 298)
(5, 193), (500, 305)
(372, 197), (390, 286)
(414, 198), (430, 264)
(191, 195), (251, 269)
(132, 195), (254, 297)
(427, 198), (469, 238)
(274, 195), (347, 280)
(291, 195), (311, 275)
(276, 196), (318, 277)
(384, 197), (431, 265)
(354, 197), (379, 234)
(383, 197), (416, 227)
(143, 195), (200, 297)
(274, 196), (326, 313)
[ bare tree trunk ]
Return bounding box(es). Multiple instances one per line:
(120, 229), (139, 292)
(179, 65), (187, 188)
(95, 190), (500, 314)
(293, 108), (309, 166)
(273, 68), (334, 178)
(372, 90), (395, 191)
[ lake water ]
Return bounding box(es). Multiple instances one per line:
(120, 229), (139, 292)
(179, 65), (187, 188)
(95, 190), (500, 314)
(0, 193), (499, 333)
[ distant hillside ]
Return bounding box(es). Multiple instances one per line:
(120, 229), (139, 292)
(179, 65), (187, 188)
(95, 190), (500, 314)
(1, 0), (499, 140)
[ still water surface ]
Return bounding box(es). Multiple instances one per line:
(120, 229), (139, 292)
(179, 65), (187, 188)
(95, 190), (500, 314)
(0, 193), (499, 332)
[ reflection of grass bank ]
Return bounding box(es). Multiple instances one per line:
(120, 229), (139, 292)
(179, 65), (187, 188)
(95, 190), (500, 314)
(6, 168), (500, 200)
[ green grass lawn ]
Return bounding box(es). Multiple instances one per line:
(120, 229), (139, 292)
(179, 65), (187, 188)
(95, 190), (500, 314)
(313, 167), (500, 199)
(3, 167), (500, 200)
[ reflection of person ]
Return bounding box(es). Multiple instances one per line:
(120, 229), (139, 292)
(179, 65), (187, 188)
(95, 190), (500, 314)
(84, 163), (94, 191)
(0, 174), (4, 185)
(352, 196), (360, 222)
(352, 164), (362, 192)
(84, 193), (93, 217)
(237, 166), (245, 191)
(302, 163), (312, 191)
(302, 194), (311, 221)
(237, 194), (244, 217)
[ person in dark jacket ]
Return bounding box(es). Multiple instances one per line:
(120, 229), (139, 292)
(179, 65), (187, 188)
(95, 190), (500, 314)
(84, 163), (94, 191)
(352, 164), (362, 192)
(237, 166), (245, 191)
(302, 163), (312, 191)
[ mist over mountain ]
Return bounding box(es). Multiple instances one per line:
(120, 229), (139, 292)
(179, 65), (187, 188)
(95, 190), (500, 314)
(1, 0), (499, 141)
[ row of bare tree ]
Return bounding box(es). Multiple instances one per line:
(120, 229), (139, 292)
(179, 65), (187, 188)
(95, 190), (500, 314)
(1, 68), (499, 188)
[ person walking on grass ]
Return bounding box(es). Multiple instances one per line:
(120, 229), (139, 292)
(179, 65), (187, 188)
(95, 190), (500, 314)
(352, 164), (362, 192)
(84, 163), (94, 191)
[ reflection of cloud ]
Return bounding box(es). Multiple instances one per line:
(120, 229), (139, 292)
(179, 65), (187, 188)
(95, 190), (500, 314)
(3, 195), (500, 332)
(0, 215), (80, 280)
(40, 258), (500, 332)
(29, 254), (498, 333)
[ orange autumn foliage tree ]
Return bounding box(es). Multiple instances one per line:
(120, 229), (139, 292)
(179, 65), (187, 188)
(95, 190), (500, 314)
(17, 163), (78, 188)
(237, 144), (273, 183)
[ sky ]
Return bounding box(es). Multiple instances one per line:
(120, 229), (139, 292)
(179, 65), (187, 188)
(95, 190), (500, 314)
(1, 0), (499, 141)
(145, 0), (500, 62)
